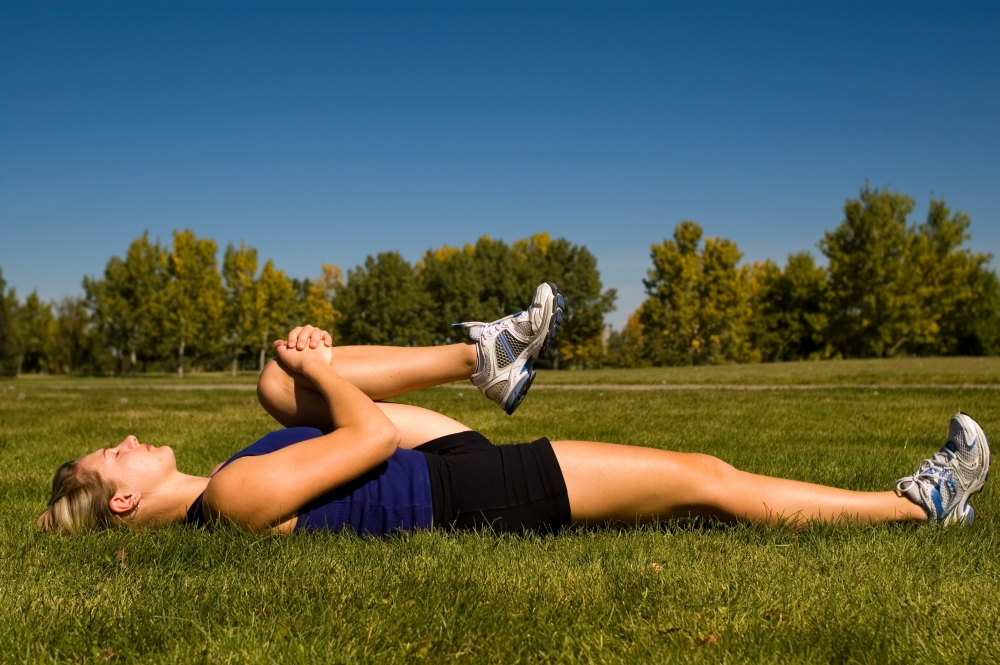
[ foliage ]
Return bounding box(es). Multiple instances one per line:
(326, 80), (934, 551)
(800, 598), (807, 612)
(335, 252), (434, 347)
(13, 291), (57, 373)
(419, 233), (616, 368)
(83, 233), (167, 375)
(749, 252), (829, 361)
(820, 186), (999, 358)
(0, 268), (20, 377)
(640, 221), (754, 365)
(5, 183), (998, 374)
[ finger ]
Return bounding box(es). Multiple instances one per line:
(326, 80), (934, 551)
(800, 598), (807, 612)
(287, 326), (304, 349)
(308, 328), (325, 348)
(322, 331), (333, 347)
(296, 325), (315, 350)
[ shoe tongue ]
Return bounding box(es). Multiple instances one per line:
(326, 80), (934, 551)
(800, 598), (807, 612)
(466, 325), (485, 341)
(948, 419), (965, 449)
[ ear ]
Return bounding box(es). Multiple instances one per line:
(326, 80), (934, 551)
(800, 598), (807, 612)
(109, 490), (141, 516)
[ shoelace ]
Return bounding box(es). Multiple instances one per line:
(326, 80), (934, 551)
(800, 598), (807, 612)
(904, 449), (955, 489)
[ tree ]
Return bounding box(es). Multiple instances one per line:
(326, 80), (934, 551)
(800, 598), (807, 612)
(512, 233), (616, 369)
(48, 297), (99, 374)
(820, 185), (914, 357)
(84, 234), (167, 375)
(335, 252), (433, 346)
(14, 291), (56, 373)
(820, 186), (999, 358)
(163, 230), (225, 377)
(603, 307), (649, 368)
(749, 252), (829, 361)
(0, 268), (20, 377)
(222, 242), (259, 376)
(302, 264), (343, 342)
(640, 221), (753, 365)
(898, 199), (998, 356)
(253, 259), (299, 370)
(419, 233), (616, 366)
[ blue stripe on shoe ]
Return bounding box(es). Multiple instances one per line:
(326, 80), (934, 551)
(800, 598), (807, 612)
(498, 330), (517, 363)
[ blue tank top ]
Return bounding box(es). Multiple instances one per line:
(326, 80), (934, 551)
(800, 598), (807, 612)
(185, 427), (434, 535)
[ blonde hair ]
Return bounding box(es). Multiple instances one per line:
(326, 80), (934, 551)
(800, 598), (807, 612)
(36, 460), (122, 535)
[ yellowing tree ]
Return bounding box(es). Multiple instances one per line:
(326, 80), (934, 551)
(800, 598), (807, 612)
(303, 264), (343, 343)
(640, 221), (753, 365)
(223, 242), (259, 376)
(253, 259), (298, 370)
(163, 230), (225, 377)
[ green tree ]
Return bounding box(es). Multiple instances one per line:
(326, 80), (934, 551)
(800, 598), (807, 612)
(0, 268), (20, 377)
(14, 291), (57, 373)
(603, 308), (649, 368)
(302, 264), (343, 341)
(419, 233), (615, 366)
(163, 230), (225, 377)
(640, 221), (753, 365)
(84, 234), (167, 375)
(512, 233), (616, 369)
(48, 296), (99, 374)
(222, 242), (259, 376)
(820, 185), (914, 357)
(898, 199), (998, 355)
(335, 252), (433, 346)
(749, 252), (829, 361)
(253, 259), (299, 370)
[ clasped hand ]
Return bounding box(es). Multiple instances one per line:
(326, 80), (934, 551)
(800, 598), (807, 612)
(272, 325), (334, 373)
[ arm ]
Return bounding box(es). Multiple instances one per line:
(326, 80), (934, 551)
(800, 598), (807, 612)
(204, 342), (401, 532)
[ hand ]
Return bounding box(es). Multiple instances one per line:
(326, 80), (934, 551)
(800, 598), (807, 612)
(274, 325), (333, 352)
(273, 340), (333, 375)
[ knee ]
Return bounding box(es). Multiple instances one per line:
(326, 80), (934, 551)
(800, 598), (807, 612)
(257, 360), (292, 411)
(684, 453), (737, 498)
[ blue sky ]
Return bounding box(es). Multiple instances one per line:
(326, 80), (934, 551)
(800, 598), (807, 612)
(2, 1), (997, 329)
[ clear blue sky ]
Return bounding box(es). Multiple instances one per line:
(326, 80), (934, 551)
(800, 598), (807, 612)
(2, 1), (997, 329)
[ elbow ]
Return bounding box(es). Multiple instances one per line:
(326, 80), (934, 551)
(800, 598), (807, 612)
(371, 421), (401, 454)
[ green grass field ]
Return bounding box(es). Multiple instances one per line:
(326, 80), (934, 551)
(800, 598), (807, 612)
(2, 362), (999, 663)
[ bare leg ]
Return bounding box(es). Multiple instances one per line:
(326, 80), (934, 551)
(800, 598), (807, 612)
(257, 344), (478, 448)
(551, 441), (925, 527)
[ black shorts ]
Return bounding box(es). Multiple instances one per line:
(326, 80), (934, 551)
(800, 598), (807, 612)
(416, 431), (572, 534)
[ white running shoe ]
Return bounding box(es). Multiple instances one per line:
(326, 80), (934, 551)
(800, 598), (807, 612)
(456, 282), (564, 415)
(895, 413), (991, 525)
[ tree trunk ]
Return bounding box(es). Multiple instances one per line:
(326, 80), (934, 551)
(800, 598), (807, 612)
(177, 337), (185, 378)
(129, 348), (137, 378)
(259, 347), (265, 372)
(231, 354), (238, 377)
(887, 336), (909, 358)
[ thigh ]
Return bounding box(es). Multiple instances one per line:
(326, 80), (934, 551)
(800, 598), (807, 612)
(550, 440), (725, 525)
(258, 359), (471, 448)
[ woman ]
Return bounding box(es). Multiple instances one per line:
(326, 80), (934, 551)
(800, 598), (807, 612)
(38, 283), (990, 535)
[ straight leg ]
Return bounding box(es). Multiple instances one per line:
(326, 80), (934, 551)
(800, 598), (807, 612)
(551, 440), (925, 527)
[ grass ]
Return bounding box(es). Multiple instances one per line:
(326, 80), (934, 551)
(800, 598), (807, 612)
(1, 367), (999, 663)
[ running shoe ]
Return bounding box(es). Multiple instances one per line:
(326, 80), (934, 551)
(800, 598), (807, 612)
(895, 413), (991, 525)
(456, 282), (564, 415)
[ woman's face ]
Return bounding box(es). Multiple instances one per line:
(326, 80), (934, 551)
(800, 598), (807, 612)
(77, 435), (177, 495)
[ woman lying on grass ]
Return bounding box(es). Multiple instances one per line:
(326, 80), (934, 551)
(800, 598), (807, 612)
(38, 283), (991, 536)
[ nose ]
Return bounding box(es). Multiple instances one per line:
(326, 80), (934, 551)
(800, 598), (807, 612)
(117, 435), (139, 449)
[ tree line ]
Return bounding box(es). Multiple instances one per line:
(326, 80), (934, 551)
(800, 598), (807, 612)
(0, 185), (997, 377)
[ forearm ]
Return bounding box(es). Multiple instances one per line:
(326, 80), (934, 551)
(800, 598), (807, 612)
(301, 359), (397, 439)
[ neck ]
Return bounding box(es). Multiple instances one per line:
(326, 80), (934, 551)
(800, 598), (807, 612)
(135, 473), (211, 526)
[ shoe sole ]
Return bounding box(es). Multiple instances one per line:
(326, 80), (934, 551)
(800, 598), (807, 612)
(504, 283), (564, 415)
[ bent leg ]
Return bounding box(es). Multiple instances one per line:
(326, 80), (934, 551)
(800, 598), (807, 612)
(257, 351), (474, 448)
(551, 441), (925, 527)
